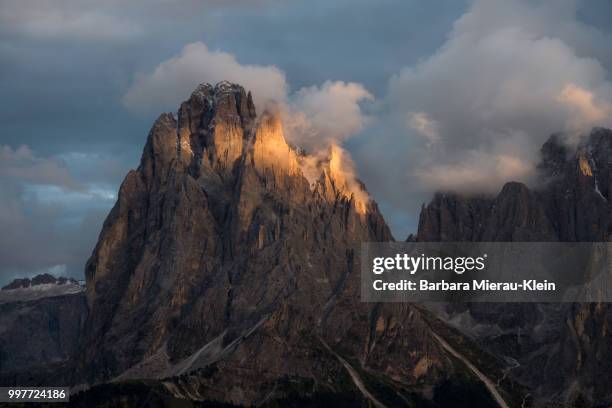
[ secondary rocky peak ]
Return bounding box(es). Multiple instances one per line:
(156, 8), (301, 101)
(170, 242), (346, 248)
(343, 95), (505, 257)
(301, 144), (371, 215)
(250, 110), (300, 179)
(327, 144), (370, 214)
(291, 143), (372, 215)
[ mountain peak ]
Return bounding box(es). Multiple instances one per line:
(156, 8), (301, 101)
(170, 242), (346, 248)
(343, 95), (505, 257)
(81, 83), (396, 394)
(190, 82), (213, 99)
(142, 82), (373, 215)
(213, 80), (244, 94)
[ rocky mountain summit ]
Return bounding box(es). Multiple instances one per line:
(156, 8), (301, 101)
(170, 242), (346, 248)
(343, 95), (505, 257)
(75, 82), (500, 406)
(416, 128), (612, 406)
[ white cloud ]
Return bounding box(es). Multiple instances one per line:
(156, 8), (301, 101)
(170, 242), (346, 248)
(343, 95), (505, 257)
(122, 42), (288, 111)
(408, 112), (439, 146)
(557, 83), (612, 131)
(415, 139), (536, 194)
(283, 81), (373, 151)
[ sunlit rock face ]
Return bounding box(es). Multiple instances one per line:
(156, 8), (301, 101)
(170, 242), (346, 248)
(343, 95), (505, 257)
(250, 112), (300, 178)
(79, 82), (484, 406)
(415, 127), (612, 407)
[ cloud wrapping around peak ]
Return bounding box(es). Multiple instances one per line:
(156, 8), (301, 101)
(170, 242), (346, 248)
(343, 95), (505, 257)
(123, 42), (288, 112)
(122, 41), (375, 214)
(283, 81), (374, 151)
(123, 42), (374, 153)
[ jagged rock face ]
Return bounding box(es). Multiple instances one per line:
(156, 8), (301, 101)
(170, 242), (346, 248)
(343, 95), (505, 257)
(417, 182), (555, 242)
(416, 128), (612, 406)
(80, 82), (467, 405)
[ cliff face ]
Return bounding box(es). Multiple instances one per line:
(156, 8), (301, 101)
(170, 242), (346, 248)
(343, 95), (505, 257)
(79, 82), (486, 406)
(416, 128), (612, 406)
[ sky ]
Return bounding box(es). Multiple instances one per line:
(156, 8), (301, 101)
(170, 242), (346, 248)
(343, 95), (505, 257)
(1, 0), (612, 284)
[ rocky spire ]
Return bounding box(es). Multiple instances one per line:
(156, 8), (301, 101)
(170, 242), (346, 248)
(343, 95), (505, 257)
(249, 111), (301, 180)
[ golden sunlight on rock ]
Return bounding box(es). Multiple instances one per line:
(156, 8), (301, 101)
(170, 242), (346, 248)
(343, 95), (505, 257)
(178, 128), (193, 160)
(250, 111), (370, 215)
(295, 143), (371, 214)
(211, 121), (244, 169)
(327, 144), (369, 214)
(578, 151), (593, 177)
(252, 112), (300, 177)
